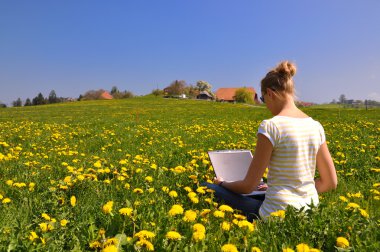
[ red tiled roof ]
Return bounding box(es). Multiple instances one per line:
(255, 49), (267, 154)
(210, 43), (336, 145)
(100, 91), (113, 100)
(215, 87), (256, 101)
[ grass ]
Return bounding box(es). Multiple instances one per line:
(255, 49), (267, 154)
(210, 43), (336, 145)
(0, 97), (379, 251)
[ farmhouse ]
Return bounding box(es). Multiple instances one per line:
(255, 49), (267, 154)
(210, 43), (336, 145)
(215, 87), (259, 103)
(196, 91), (213, 100)
(100, 91), (113, 100)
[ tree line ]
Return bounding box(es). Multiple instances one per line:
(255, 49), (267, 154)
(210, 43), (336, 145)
(331, 94), (380, 107)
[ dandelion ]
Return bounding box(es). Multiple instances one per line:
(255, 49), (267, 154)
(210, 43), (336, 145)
(119, 207), (133, 217)
(345, 202), (360, 210)
(39, 222), (54, 232)
(145, 176), (153, 182)
(60, 219), (69, 227)
(89, 241), (101, 248)
(192, 231), (205, 241)
(237, 220), (255, 232)
(136, 239), (154, 251)
(336, 237), (349, 248)
(29, 231), (39, 241)
(134, 230), (155, 240)
(251, 247), (262, 252)
(183, 210), (197, 222)
(296, 243), (310, 252)
(213, 210), (225, 218)
(168, 204), (184, 216)
(339, 196), (348, 202)
(221, 221), (231, 231)
(200, 209), (211, 217)
(221, 243), (238, 252)
(359, 208), (369, 218)
(219, 204), (234, 212)
(166, 231), (182, 240)
(102, 245), (118, 252)
(102, 201), (114, 214)
(133, 188), (143, 194)
(2, 198), (11, 204)
(283, 248), (295, 252)
(270, 210), (285, 219)
(70, 196), (76, 207)
(41, 213), (51, 221)
(169, 190), (178, 198)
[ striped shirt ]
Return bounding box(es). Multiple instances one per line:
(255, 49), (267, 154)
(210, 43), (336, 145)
(257, 116), (326, 218)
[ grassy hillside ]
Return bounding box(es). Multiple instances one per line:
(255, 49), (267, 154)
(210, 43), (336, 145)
(0, 97), (379, 251)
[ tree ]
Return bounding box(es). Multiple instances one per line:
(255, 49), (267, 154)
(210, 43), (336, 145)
(184, 85), (199, 98)
(0, 103), (6, 108)
(151, 89), (164, 97)
(48, 90), (58, 104)
(110, 86), (120, 96)
(166, 80), (187, 96)
(339, 94), (346, 104)
(234, 88), (254, 103)
(32, 93), (46, 105)
(24, 98), (32, 106)
(12, 98), (22, 107)
(196, 81), (212, 92)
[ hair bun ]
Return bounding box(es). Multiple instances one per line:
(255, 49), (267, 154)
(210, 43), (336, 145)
(275, 61), (297, 78)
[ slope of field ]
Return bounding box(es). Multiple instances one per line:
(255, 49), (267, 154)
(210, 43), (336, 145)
(0, 97), (379, 251)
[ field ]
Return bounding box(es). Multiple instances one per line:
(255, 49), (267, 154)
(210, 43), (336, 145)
(0, 97), (379, 251)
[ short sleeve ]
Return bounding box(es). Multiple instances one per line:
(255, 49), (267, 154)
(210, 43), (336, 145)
(257, 120), (278, 147)
(317, 122), (326, 145)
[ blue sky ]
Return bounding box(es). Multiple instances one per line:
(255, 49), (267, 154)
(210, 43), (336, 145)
(1, 0), (379, 105)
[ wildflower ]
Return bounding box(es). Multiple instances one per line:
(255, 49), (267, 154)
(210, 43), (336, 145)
(336, 237), (349, 248)
(41, 213), (51, 221)
(251, 247), (262, 252)
(192, 231), (205, 241)
(39, 223), (54, 232)
(219, 204), (234, 212)
(200, 209), (211, 217)
(166, 231), (182, 240)
(345, 202), (360, 210)
(237, 220), (255, 232)
(134, 230), (155, 240)
(89, 241), (101, 248)
(162, 186), (169, 193)
(102, 245), (118, 252)
(296, 243), (310, 252)
(124, 183), (130, 189)
(271, 210), (285, 219)
(145, 176), (153, 183)
(193, 223), (206, 233)
(119, 207), (133, 216)
(169, 190), (178, 198)
(184, 186), (192, 192)
(359, 209), (369, 218)
(29, 231), (39, 241)
(339, 196), (348, 202)
(183, 210), (197, 222)
(283, 249), (295, 252)
(133, 188), (143, 194)
(196, 186), (206, 194)
(168, 204), (184, 216)
(70, 196), (76, 207)
(221, 221), (231, 231)
(148, 188), (155, 193)
(102, 201), (114, 214)
(2, 198), (11, 204)
(60, 219), (69, 227)
(136, 239), (154, 251)
(213, 210), (225, 218)
(309, 249), (321, 252)
(221, 243), (238, 252)
(190, 196), (199, 204)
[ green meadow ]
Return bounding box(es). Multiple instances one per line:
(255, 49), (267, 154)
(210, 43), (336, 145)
(0, 97), (379, 251)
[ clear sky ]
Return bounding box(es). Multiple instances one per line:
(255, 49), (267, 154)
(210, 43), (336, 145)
(1, 0), (379, 105)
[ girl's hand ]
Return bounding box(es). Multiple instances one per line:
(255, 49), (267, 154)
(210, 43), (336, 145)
(257, 183), (268, 191)
(213, 177), (224, 185)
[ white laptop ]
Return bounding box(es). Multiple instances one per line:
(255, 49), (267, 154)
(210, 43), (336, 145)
(208, 150), (265, 196)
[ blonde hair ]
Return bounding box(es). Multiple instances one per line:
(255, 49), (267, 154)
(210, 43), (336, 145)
(261, 61), (297, 98)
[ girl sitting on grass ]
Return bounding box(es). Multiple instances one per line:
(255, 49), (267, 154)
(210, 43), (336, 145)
(205, 61), (337, 220)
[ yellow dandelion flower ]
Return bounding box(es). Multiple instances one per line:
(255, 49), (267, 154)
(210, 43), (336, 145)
(183, 210), (197, 222)
(102, 245), (118, 252)
(134, 230), (155, 240)
(2, 198), (11, 204)
(213, 210), (225, 218)
(359, 209), (369, 218)
(166, 231), (181, 240)
(221, 221), (231, 231)
(237, 220), (255, 232)
(41, 213), (51, 221)
(233, 214), (247, 220)
(309, 249), (321, 252)
(145, 176), (153, 183)
(162, 186), (169, 193)
(70, 196), (76, 207)
(346, 202), (360, 210)
(193, 223), (206, 233)
(184, 186), (192, 192)
(251, 247), (262, 252)
(169, 190), (178, 198)
(336, 237), (349, 248)
(169, 204), (184, 216)
(339, 196), (348, 202)
(200, 209), (211, 217)
(148, 188), (155, 193)
(89, 240), (101, 248)
(296, 243), (310, 252)
(39, 222), (54, 232)
(219, 204), (234, 212)
(102, 201), (114, 214)
(60, 219), (69, 227)
(135, 239), (154, 251)
(221, 243), (238, 252)
(192, 231), (205, 241)
(29, 231), (39, 241)
(133, 188), (143, 194)
(196, 186), (206, 194)
(283, 248), (295, 252)
(119, 207), (133, 216)
(270, 210), (285, 219)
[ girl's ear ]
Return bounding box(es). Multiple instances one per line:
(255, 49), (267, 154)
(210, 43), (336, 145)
(266, 88), (274, 99)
